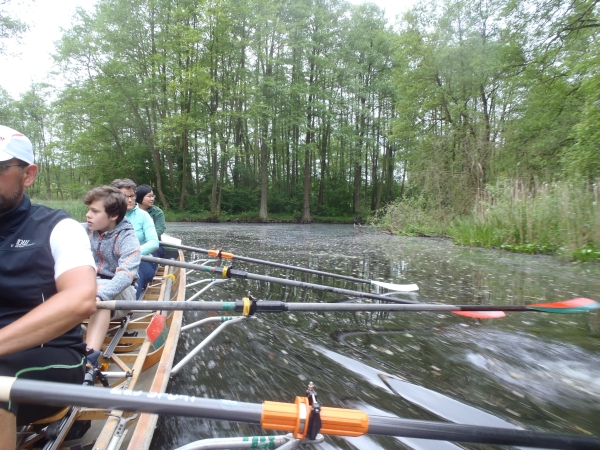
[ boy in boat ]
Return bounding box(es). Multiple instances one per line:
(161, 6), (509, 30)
(0, 125), (97, 448)
(82, 186), (141, 382)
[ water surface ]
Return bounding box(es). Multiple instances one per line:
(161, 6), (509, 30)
(151, 224), (600, 449)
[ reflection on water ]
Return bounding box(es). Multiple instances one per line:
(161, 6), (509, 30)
(151, 224), (600, 450)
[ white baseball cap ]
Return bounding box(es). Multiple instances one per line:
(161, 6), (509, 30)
(0, 125), (34, 164)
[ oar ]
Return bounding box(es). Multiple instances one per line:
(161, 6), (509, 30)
(142, 256), (420, 304)
(1, 377), (598, 449)
(380, 374), (520, 428)
(163, 242), (419, 292)
(145, 256), (597, 316)
(97, 298), (600, 318)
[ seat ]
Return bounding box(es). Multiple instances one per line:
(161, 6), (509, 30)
(32, 407), (70, 425)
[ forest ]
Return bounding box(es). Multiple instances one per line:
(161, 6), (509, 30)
(1, 0), (599, 257)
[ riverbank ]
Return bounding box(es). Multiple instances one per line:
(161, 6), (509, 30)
(372, 180), (600, 263)
(32, 180), (599, 263)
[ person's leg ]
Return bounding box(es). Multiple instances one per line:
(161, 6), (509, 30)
(120, 285), (137, 301)
(85, 285), (137, 387)
(152, 245), (165, 259)
(0, 410), (16, 450)
(110, 285), (137, 320)
(136, 261), (157, 299)
(86, 279), (113, 352)
(85, 308), (111, 351)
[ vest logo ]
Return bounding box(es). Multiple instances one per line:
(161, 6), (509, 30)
(12, 239), (35, 248)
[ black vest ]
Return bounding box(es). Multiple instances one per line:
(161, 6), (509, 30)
(0, 195), (85, 352)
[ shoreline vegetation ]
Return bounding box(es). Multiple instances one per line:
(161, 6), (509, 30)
(31, 198), (355, 225)
(34, 179), (599, 263)
(372, 180), (600, 263)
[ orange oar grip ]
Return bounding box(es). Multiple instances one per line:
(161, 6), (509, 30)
(320, 406), (369, 437)
(220, 251), (234, 259)
(261, 398), (368, 439)
(208, 249), (219, 257)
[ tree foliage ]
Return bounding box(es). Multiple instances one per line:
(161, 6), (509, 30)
(392, 0), (600, 213)
(36, 0), (398, 222)
(0, 0), (28, 54)
(0, 0), (599, 221)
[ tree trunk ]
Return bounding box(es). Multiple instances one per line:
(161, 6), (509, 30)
(301, 145), (312, 223)
(353, 161), (361, 223)
(259, 126), (269, 221)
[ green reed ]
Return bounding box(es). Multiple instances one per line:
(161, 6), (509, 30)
(449, 180), (600, 261)
(31, 198), (88, 222)
(371, 197), (453, 237)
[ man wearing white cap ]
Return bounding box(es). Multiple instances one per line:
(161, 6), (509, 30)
(0, 125), (97, 447)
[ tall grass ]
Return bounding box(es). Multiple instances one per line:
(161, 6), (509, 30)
(449, 180), (600, 261)
(371, 198), (454, 237)
(31, 198), (88, 222)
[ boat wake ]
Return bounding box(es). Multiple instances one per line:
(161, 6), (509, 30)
(454, 329), (600, 407)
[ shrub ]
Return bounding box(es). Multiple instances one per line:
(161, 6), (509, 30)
(371, 197), (455, 237)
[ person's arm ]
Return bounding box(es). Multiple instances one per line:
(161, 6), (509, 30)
(153, 208), (166, 241)
(0, 265), (96, 356)
(139, 212), (159, 255)
(96, 232), (141, 301)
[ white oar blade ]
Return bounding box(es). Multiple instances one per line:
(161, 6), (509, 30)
(371, 280), (419, 292)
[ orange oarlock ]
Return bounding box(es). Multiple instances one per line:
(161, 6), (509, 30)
(261, 397), (368, 439)
(208, 249), (234, 259)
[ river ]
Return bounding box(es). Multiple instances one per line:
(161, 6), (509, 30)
(150, 223), (600, 450)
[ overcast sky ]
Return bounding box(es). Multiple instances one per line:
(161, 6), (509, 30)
(0, 0), (418, 98)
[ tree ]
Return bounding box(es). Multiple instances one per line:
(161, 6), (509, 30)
(0, 0), (28, 55)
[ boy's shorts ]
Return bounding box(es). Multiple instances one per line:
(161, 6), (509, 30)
(96, 278), (137, 319)
(0, 346), (85, 425)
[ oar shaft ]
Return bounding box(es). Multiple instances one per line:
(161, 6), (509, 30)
(242, 271), (417, 303)
(96, 300), (530, 313)
(142, 256), (419, 304)
(1, 377), (598, 450)
(164, 242), (373, 285)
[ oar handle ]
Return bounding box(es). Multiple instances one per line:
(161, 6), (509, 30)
(163, 242), (213, 255)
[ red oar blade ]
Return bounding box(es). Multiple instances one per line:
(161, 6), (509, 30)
(527, 298), (599, 314)
(452, 311), (506, 319)
(146, 314), (168, 349)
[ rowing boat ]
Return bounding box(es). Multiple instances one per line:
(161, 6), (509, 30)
(16, 249), (186, 450)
